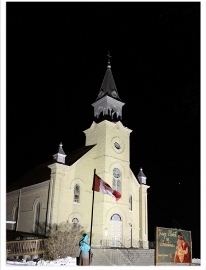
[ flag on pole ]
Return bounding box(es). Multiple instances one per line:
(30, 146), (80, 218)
(92, 173), (121, 201)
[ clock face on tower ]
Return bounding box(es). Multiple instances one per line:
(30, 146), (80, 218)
(114, 142), (121, 149)
(111, 137), (124, 153)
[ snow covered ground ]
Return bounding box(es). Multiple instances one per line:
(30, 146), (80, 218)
(192, 258), (201, 265)
(5, 257), (201, 266)
(6, 256), (77, 266)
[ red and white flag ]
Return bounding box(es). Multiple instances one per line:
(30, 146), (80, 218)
(92, 174), (121, 201)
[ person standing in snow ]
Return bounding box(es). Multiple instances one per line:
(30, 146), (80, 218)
(78, 234), (91, 266)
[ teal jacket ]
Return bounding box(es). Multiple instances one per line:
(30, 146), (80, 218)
(79, 234), (90, 252)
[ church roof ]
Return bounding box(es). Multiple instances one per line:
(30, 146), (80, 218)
(96, 53), (122, 102)
(58, 142), (66, 155)
(137, 168), (147, 178)
(7, 145), (96, 193)
(7, 230), (46, 241)
(65, 144), (95, 166)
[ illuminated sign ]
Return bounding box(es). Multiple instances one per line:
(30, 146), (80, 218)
(155, 227), (192, 265)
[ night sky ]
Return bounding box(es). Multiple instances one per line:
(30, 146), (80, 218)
(6, 2), (200, 258)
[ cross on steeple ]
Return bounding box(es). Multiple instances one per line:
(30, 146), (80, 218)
(107, 51), (112, 68)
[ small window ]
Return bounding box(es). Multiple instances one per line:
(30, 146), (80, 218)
(34, 202), (41, 234)
(72, 218), (79, 227)
(12, 204), (18, 231)
(111, 214), (121, 221)
(74, 184), (80, 203)
(129, 195), (132, 211)
(117, 180), (121, 191)
(113, 168), (121, 193)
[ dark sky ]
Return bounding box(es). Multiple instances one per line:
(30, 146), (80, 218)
(6, 2), (200, 258)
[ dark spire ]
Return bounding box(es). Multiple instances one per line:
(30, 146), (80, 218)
(92, 53), (125, 123)
(96, 51), (121, 101)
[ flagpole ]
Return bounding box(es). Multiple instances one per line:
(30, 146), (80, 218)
(89, 169), (96, 262)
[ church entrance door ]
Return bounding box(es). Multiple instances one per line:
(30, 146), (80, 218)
(110, 214), (122, 247)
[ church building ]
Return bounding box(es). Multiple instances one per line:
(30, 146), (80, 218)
(6, 55), (150, 249)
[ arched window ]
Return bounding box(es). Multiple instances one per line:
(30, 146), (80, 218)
(34, 202), (41, 234)
(110, 214), (121, 221)
(72, 218), (79, 227)
(74, 184), (80, 203)
(112, 168), (121, 192)
(129, 195), (132, 211)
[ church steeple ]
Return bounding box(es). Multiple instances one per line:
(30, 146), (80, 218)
(137, 168), (147, 185)
(53, 142), (67, 164)
(92, 52), (125, 123)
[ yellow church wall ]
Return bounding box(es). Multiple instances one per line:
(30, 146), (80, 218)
(6, 190), (19, 230)
(72, 153), (104, 235)
(6, 191), (19, 214)
(105, 122), (131, 160)
(7, 181), (50, 233)
(139, 185), (150, 248)
(84, 121), (131, 165)
(48, 149), (98, 233)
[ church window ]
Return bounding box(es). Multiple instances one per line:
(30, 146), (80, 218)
(34, 202), (41, 234)
(129, 195), (132, 211)
(74, 184), (80, 203)
(12, 204), (18, 231)
(117, 179), (121, 189)
(111, 214), (121, 221)
(72, 218), (79, 227)
(113, 168), (121, 192)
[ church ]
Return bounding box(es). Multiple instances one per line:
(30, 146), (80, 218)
(6, 55), (150, 249)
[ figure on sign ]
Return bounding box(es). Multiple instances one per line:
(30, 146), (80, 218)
(174, 231), (191, 263)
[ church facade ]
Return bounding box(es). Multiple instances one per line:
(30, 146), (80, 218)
(6, 56), (150, 249)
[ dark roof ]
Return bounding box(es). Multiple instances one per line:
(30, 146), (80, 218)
(96, 67), (122, 101)
(65, 144), (95, 166)
(7, 161), (51, 193)
(137, 168), (146, 178)
(7, 145), (96, 193)
(7, 230), (46, 241)
(57, 143), (66, 155)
